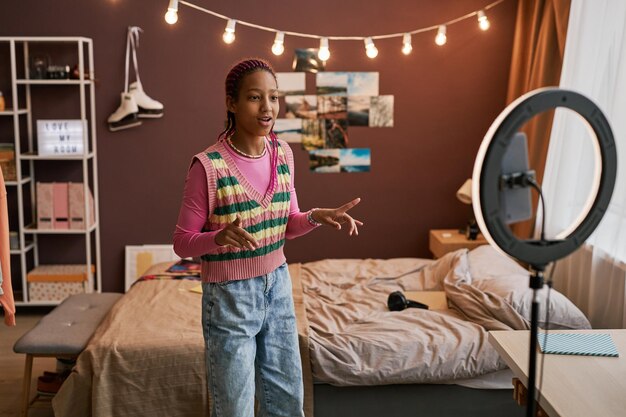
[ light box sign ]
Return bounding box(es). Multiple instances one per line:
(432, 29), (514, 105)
(36, 120), (86, 156)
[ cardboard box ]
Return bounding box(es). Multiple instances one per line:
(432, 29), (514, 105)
(27, 264), (95, 282)
(28, 281), (91, 301)
(0, 146), (16, 181)
(27, 264), (95, 301)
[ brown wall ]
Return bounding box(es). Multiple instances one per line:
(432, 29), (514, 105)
(1, 0), (518, 293)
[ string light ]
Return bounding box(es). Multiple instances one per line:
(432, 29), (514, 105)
(318, 37), (330, 61)
(364, 37), (378, 59)
(164, 0), (178, 24)
(435, 25), (447, 46)
(402, 33), (412, 55)
(223, 19), (236, 44)
(477, 10), (491, 30)
(272, 31), (285, 55)
(167, 0), (507, 56)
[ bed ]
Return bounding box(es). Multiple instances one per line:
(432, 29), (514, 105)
(52, 246), (591, 417)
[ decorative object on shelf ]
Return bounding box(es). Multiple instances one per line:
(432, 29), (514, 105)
(46, 65), (70, 79)
(9, 231), (19, 250)
(0, 144), (17, 181)
(164, 0), (505, 60)
(68, 182), (96, 229)
(36, 182), (95, 230)
(108, 26), (164, 132)
(27, 264), (95, 301)
(0, 90), (5, 111)
(30, 54), (49, 79)
(36, 182), (53, 229)
(36, 119), (85, 156)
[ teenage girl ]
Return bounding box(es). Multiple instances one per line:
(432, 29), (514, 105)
(173, 58), (362, 417)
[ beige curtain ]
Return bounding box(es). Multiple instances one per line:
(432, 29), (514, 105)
(507, 0), (571, 238)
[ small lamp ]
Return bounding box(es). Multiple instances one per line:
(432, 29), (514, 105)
(456, 178), (479, 240)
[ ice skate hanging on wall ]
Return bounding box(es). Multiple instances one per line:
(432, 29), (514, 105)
(108, 26), (164, 132)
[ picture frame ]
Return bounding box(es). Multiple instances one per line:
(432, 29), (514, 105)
(124, 244), (180, 292)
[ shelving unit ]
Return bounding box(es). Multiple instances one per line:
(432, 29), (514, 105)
(0, 36), (101, 306)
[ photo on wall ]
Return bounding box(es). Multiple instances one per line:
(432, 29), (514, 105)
(301, 119), (325, 150)
(276, 72), (306, 96)
(308, 148), (371, 173)
(324, 119), (349, 148)
(274, 118), (303, 143)
(285, 95), (318, 119)
(308, 149), (340, 173)
(293, 49), (326, 73)
(347, 96), (371, 126)
(339, 148), (371, 172)
(369, 95), (394, 127)
(317, 96), (347, 119)
(316, 72), (348, 96)
(347, 72), (379, 96)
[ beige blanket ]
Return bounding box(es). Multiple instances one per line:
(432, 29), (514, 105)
(53, 279), (208, 417)
(297, 252), (527, 386)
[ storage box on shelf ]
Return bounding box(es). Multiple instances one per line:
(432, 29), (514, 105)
(0, 36), (101, 306)
(27, 264), (96, 301)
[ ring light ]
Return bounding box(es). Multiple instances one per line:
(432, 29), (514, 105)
(472, 87), (617, 268)
(471, 87), (617, 417)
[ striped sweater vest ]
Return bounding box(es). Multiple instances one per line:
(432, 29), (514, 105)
(194, 140), (292, 282)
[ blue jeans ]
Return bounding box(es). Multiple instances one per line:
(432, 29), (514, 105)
(201, 263), (304, 417)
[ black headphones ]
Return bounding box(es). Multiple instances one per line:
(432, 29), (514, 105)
(387, 291), (429, 311)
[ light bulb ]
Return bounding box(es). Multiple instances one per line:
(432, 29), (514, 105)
(402, 33), (412, 55)
(223, 19), (236, 44)
(165, 10), (178, 24)
(318, 37), (330, 61)
(364, 37), (378, 59)
(477, 10), (490, 31)
(435, 25), (447, 46)
(272, 32), (285, 55)
(164, 0), (178, 24)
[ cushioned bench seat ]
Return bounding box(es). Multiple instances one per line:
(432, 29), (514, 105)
(13, 293), (122, 417)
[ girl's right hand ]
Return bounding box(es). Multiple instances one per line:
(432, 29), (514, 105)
(215, 215), (259, 250)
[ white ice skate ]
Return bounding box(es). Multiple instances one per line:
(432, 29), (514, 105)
(107, 92), (142, 132)
(129, 81), (164, 118)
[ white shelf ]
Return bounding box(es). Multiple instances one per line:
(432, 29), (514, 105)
(9, 242), (35, 255)
(23, 222), (98, 234)
(5, 176), (32, 186)
(0, 109), (28, 116)
(19, 152), (94, 160)
(1, 36), (101, 306)
(16, 79), (92, 85)
(0, 36), (92, 42)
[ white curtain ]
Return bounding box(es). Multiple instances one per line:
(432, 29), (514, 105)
(542, 0), (626, 328)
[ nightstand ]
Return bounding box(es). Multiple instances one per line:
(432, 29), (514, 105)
(429, 229), (488, 258)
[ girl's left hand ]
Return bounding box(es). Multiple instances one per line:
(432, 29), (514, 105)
(311, 198), (363, 236)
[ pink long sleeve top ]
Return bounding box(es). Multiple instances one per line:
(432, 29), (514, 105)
(173, 140), (317, 259)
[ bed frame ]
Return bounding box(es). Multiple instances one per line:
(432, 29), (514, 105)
(314, 383), (523, 417)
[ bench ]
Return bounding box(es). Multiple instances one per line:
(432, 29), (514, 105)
(13, 293), (122, 417)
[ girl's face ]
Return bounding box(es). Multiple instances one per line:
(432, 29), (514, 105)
(227, 70), (279, 140)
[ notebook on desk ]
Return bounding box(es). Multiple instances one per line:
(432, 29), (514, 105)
(538, 332), (619, 357)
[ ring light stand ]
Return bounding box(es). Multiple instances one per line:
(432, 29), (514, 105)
(471, 88), (617, 417)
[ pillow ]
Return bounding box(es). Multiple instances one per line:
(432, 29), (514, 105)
(468, 246), (591, 330)
(467, 245), (527, 281)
